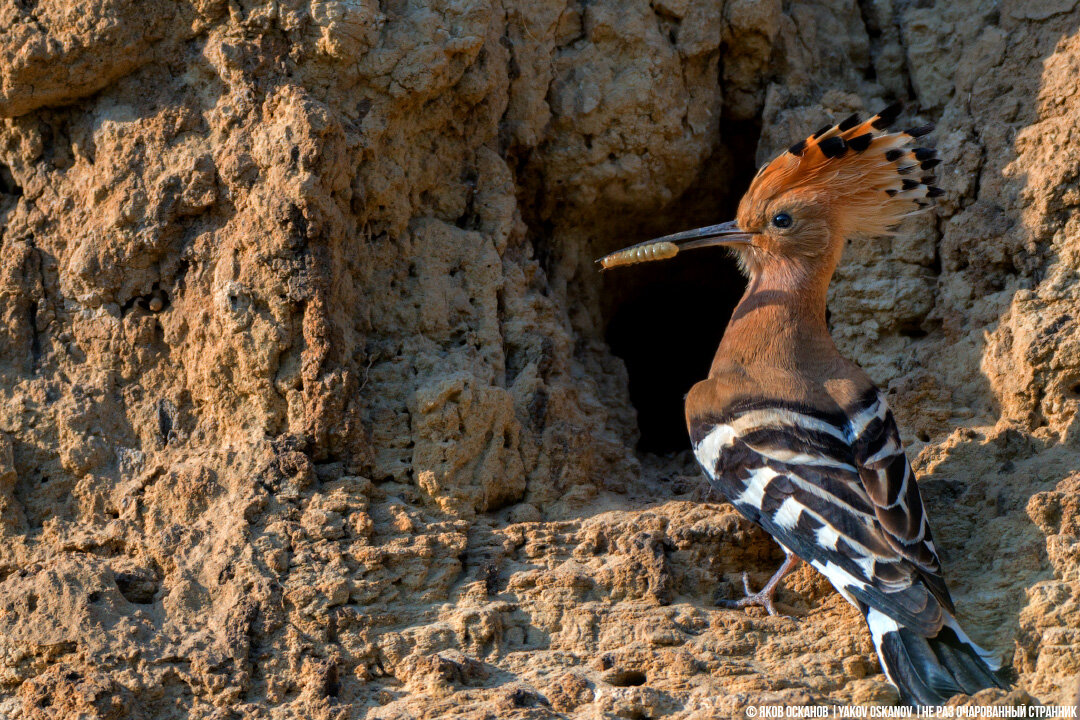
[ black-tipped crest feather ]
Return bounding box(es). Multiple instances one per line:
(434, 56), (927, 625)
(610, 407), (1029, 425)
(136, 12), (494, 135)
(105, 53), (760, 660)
(818, 136), (848, 158)
(848, 133), (873, 152)
(871, 101), (903, 128)
(736, 103), (945, 243)
(838, 113), (861, 131)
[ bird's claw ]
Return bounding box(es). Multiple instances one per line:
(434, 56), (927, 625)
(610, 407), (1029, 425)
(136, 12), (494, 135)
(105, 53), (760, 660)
(716, 554), (802, 618)
(716, 571), (785, 617)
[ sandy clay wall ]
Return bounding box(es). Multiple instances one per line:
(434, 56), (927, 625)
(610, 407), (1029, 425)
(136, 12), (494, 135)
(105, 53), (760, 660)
(0, 0), (1078, 717)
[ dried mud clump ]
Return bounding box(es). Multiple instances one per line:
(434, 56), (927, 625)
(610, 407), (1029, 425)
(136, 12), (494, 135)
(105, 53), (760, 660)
(0, 0), (1078, 717)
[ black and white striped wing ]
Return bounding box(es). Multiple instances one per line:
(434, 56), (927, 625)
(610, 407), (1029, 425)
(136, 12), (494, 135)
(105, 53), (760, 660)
(848, 392), (953, 613)
(690, 392), (952, 634)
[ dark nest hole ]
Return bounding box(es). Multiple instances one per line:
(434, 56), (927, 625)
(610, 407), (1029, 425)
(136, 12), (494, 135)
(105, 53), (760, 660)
(605, 250), (745, 454)
(599, 121), (758, 454)
(0, 163), (21, 197)
(574, 119), (760, 455)
(591, 120), (760, 453)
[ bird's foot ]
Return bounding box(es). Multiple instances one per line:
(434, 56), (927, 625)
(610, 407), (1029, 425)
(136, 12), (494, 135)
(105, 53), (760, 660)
(716, 571), (784, 615)
(716, 554), (801, 618)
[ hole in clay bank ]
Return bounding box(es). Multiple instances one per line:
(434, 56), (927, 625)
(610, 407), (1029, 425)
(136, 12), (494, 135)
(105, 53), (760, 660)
(605, 251), (745, 454)
(606, 669), (647, 687)
(0, 163), (21, 197)
(598, 120), (758, 455)
(1065, 379), (1080, 399)
(897, 318), (928, 338)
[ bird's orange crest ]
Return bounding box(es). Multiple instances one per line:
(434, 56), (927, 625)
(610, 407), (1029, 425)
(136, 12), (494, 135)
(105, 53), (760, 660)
(738, 102), (942, 241)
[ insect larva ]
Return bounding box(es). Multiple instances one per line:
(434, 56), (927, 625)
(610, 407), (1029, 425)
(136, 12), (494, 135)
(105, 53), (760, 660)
(599, 241), (679, 269)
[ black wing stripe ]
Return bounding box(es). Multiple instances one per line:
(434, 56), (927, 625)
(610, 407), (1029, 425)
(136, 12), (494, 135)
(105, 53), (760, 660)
(739, 426), (857, 468)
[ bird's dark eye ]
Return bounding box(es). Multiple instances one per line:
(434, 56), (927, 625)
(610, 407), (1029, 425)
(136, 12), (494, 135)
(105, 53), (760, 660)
(772, 212), (792, 229)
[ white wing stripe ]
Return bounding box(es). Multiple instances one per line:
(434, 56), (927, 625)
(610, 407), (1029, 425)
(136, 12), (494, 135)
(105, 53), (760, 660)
(848, 397), (889, 440)
(733, 466), (780, 507)
(736, 408), (849, 440)
(743, 444), (858, 472)
(773, 497), (803, 529)
(694, 423), (737, 478)
(865, 436), (901, 465)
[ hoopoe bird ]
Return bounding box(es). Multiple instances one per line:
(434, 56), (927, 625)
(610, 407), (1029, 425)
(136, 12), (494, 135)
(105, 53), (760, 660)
(599, 103), (1006, 705)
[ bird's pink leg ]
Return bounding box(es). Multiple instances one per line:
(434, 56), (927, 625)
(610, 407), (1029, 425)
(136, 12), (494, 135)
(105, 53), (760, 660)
(718, 551), (801, 616)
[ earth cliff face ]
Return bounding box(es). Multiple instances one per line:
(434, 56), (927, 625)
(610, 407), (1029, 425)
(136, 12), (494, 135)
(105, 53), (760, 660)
(0, 0), (1078, 717)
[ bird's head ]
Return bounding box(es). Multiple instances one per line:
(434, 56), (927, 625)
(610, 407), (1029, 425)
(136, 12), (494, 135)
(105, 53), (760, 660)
(598, 103), (942, 287)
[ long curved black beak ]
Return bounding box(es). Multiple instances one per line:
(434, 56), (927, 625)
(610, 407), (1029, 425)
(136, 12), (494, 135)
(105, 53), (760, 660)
(597, 220), (753, 269)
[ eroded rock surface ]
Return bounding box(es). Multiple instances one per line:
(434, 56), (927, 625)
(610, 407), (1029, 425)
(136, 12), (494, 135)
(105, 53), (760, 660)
(0, 0), (1078, 717)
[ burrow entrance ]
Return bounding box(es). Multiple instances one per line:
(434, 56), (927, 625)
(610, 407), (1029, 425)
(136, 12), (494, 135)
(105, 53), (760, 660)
(604, 250), (745, 454)
(599, 123), (758, 454)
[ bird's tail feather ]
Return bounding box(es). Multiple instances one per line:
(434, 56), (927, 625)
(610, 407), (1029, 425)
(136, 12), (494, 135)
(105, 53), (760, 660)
(866, 608), (1005, 706)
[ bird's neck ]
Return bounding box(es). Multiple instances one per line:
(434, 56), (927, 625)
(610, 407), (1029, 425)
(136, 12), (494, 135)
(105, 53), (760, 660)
(713, 261), (840, 375)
